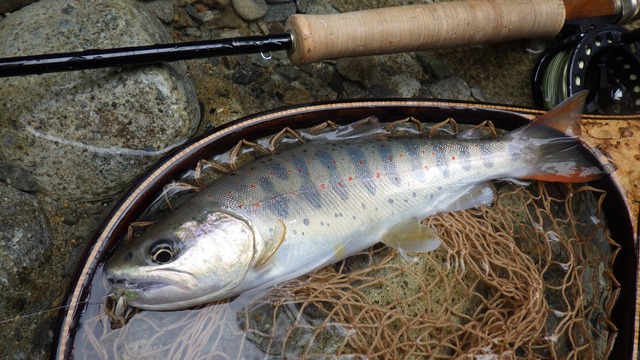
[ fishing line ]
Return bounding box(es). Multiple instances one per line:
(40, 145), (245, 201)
(0, 299), (102, 324)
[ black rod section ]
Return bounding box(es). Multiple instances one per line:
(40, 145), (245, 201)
(0, 33), (293, 78)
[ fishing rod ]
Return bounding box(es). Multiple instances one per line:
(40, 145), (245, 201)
(0, 0), (636, 77)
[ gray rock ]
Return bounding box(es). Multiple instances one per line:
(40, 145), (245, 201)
(233, 65), (262, 85)
(201, 0), (230, 10)
(0, 0), (200, 201)
(140, 0), (174, 24)
(0, 162), (38, 192)
(295, 0), (339, 14)
(416, 53), (453, 80)
(263, 2), (296, 22)
(0, 182), (52, 294)
(0, 0), (35, 14)
(231, 0), (268, 21)
(427, 76), (474, 101)
(186, 4), (217, 24)
(275, 66), (302, 82)
(390, 73), (422, 97)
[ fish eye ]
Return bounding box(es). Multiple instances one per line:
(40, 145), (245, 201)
(149, 239), (178, 264)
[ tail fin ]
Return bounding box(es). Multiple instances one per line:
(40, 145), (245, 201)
(506, 91), (613, 182)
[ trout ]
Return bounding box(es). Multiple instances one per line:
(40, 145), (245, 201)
(104, 92), (607, 310)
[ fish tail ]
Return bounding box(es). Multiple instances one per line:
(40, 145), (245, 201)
(507, 91), (613, 182)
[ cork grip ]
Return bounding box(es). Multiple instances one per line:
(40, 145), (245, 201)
(285, 0), (566, 65)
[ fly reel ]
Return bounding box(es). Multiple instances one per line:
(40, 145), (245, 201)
(533, 24), (640, 114)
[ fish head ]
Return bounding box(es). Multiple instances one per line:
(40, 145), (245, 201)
(104, 211), (255, 310)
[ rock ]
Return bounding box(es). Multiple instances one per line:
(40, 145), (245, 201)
(0, 0), (35, 14)
(0, 182), (52, 300)
(231, 0), (268, 21)
(186, 4), (217, 24)
(0, 162), (38, 192)
(201, 0), (230, 10)
(416, 53), (453, 80)
(282, 85), (314, 104)
(233, 65), (262, 85)
(207, 6), (246, 29)
(263, 2), (296, 22)
(275, 66), (302, 82)
(365, 84), (399, 98)
(0, 0), (200, 201)
(427, 76), (474, 100)
(140, 0), (174, 24)
(390, 73), (422, 97)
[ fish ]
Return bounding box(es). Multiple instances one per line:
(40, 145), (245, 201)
(104, 91), (608, 311)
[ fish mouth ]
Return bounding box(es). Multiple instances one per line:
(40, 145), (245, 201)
(105, 273), (194, 295)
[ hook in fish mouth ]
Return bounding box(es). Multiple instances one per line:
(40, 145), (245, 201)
(105, 288), (143, 329)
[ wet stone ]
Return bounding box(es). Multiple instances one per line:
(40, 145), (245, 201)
(263, 1), (296, 22)
(141, 0), (174, 24)
(186, 4), (217, 24)
(0, 162), (38, 192)
(233, 65), (262, 85)
(0, 182), (52, 309)
(427, 76), (474, 101)
(0, 0), (200, 201)
(275, 66), (302, 82)
(201, 0), (230, 10)
(416, 53), (452, 80)
(231, 0), (268, 21)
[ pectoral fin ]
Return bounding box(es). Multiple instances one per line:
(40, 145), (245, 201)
(255, 219), (286, 268)
(382, 218), (441, 253)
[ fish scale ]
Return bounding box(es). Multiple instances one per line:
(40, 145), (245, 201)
(104, 92), (608, 310)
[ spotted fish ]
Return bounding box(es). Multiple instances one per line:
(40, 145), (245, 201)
(104, 92), (607, 310)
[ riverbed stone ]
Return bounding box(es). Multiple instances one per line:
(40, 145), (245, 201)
(0, 182), (52, 305)
(0, 0), (200, 201)
(231, 0), (268, 21)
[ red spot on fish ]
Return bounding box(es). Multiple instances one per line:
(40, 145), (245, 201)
(399, 153), (403, 158)
(287, 170), (292, 174)
(332, 160), (336, 165)
(297, 168), (302, 173)
(424, 165), (429, 170)
(348, 176), (353, 181)
(269, 171), (275, 176)
(249, 184), (256, 188)
(320, 183), (326, 190)
(238, 204), (243, 209)
(451, 156), (456, 160)
(421, 150), (426, 154)
(358, 161), (364, 165)
(338, 182), (343, 187)
(253, 203), (260, 208)
(227, 191), (232, 195)
(376, 172), (381, 179)
(388, 156), (393, 162)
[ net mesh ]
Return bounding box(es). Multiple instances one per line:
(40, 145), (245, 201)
(78, 120), (620, 359)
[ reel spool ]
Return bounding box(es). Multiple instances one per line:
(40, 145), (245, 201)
(533, 25), (640, 114)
